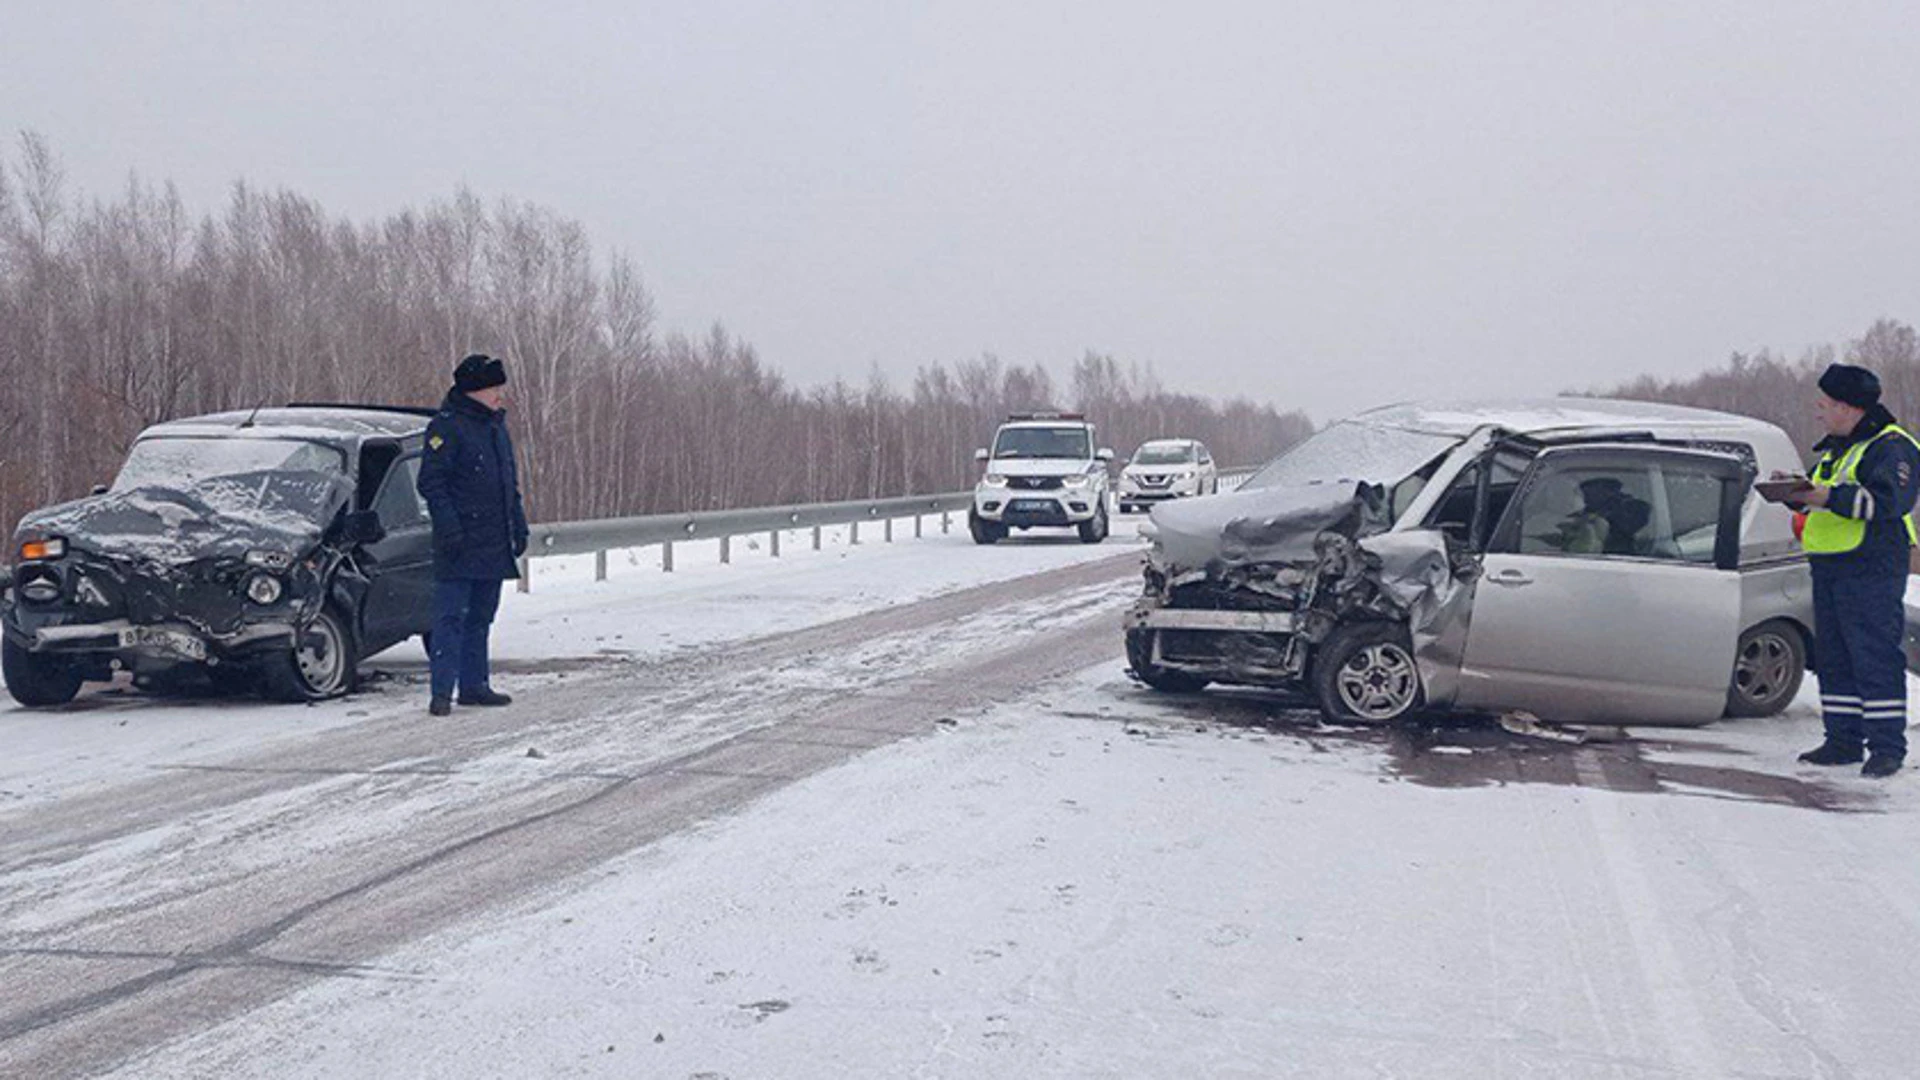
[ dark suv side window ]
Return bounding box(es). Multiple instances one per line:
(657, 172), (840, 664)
(373, 456), (427, 531)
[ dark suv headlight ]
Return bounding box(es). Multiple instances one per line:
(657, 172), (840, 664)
(17, 564), (62, 604)
(245, 573), (284, 605)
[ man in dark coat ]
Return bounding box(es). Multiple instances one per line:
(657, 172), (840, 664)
(415, 353), (530, 716)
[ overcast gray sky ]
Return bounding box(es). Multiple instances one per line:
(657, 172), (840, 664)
(4, 1), (1917, 419)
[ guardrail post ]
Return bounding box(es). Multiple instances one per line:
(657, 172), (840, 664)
(720, 535), (731, 565)
(850, 521), (860, 545)
(884, 518), (893, 543)
(770, 529), (780, 557)
(662, 540), (674, 573)
(594, 549), (608, 582)
(812, 525), (822, 551)
(517, 556), (530, 593)
(914, 514), (923, 539)
(942, 511), (951, 534)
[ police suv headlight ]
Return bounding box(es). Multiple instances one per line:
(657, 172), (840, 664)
(245, 574), (284, 605)
(982, 473), (1009, 488)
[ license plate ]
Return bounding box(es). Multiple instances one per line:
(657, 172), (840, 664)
(1009, 499), (1055, 512)
(119, 627), (208, 661)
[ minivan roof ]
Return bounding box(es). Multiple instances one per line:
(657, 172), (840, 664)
(1350, 398), (1776, 439)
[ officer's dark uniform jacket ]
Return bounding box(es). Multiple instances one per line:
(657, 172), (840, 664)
(1798, 403), (1920, 759)
(415, 390), (530, 581)
(1805, 405), (1920, 576)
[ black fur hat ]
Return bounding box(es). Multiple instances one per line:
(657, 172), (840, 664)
(453, 353), (508, 393)
(1818, 363), (1880, 409)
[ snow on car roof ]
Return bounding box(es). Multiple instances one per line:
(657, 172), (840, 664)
(142, 407), (429, 444)
(1137, 438), (1198, 447)
(1349, 398), (1776, 438)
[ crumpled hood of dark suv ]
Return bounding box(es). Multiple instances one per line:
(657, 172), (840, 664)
(17, 474), (348, 565)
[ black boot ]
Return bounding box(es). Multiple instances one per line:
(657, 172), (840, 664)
(429, 696), (452, 717)
(1862, 753), (1904, 779)
(1798, 741), (1864, 766)
(459, 688), (513, 707)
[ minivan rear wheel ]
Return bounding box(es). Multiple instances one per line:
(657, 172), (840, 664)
(1725, 620), (1805, 718)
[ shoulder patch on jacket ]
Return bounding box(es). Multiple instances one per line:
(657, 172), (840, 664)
(429, 434), (446, 450)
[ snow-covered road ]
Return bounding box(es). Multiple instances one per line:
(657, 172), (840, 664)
(5, 523), (1920, 1079)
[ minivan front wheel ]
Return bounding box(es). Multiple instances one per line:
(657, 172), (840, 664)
(262, 607), (358, 702)
(1725, 620), (1805, 718)
(1313, 622), (1424, 723)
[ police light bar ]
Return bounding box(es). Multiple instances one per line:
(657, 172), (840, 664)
(1007, 411), (1086, 421)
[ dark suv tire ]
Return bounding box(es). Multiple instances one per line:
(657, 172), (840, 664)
(3, 636), (84, 707)
(261, 607), (359, 702)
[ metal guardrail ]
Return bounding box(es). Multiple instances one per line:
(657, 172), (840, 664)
(515, 466), (1262, 591)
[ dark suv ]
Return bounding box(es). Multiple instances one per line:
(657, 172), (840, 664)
(2, 406), (439, 706)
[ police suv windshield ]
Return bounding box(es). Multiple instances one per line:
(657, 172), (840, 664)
(993, 426), (1092, 460)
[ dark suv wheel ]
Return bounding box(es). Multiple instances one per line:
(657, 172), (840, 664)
(261, 607), (359, 702)
(2, 636), (84, 707)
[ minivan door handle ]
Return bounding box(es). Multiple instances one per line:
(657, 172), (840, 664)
(1490, 568), (1533, 587)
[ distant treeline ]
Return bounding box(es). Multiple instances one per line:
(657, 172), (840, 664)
(0, 133), (1313, 533)
(1597, 318), (1920, 453)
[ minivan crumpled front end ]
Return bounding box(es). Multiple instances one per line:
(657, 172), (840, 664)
(1128, 483), (1477, 695)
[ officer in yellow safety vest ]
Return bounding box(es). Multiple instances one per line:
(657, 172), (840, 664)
(1786, 363), (1919, 778)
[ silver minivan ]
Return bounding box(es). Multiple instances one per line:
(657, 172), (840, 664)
(1125, 399), (1812, 727)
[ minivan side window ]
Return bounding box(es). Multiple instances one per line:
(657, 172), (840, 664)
(1494, 458), (1725, 564)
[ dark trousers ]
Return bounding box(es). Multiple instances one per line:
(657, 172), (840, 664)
(1812, 563), (1909, 758)
(430, 578), (503, 701)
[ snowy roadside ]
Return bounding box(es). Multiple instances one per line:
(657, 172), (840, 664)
(0, 518), (1146, 808)
(108, 667), (1920, 1080)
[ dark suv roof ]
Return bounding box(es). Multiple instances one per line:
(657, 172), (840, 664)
(138, 406), (431, 449)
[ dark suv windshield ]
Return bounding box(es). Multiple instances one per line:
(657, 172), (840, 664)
(993, 426), (1091, 459)
(114, 437), (350, 519)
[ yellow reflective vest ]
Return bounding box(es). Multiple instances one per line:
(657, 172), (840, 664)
(1802, 424), (1920, 554)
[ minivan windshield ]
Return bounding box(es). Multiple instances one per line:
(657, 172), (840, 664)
(1242, 421), (1463, 491)
(1132, 445), (1195, 466)
(993, 426), (1091, 459)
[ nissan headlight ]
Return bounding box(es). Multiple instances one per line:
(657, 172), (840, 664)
(245, 573), (284, 605)
(982, 473), (1010, 488)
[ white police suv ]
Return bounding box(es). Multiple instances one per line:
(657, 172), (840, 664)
(969, 413), (1114, 545)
